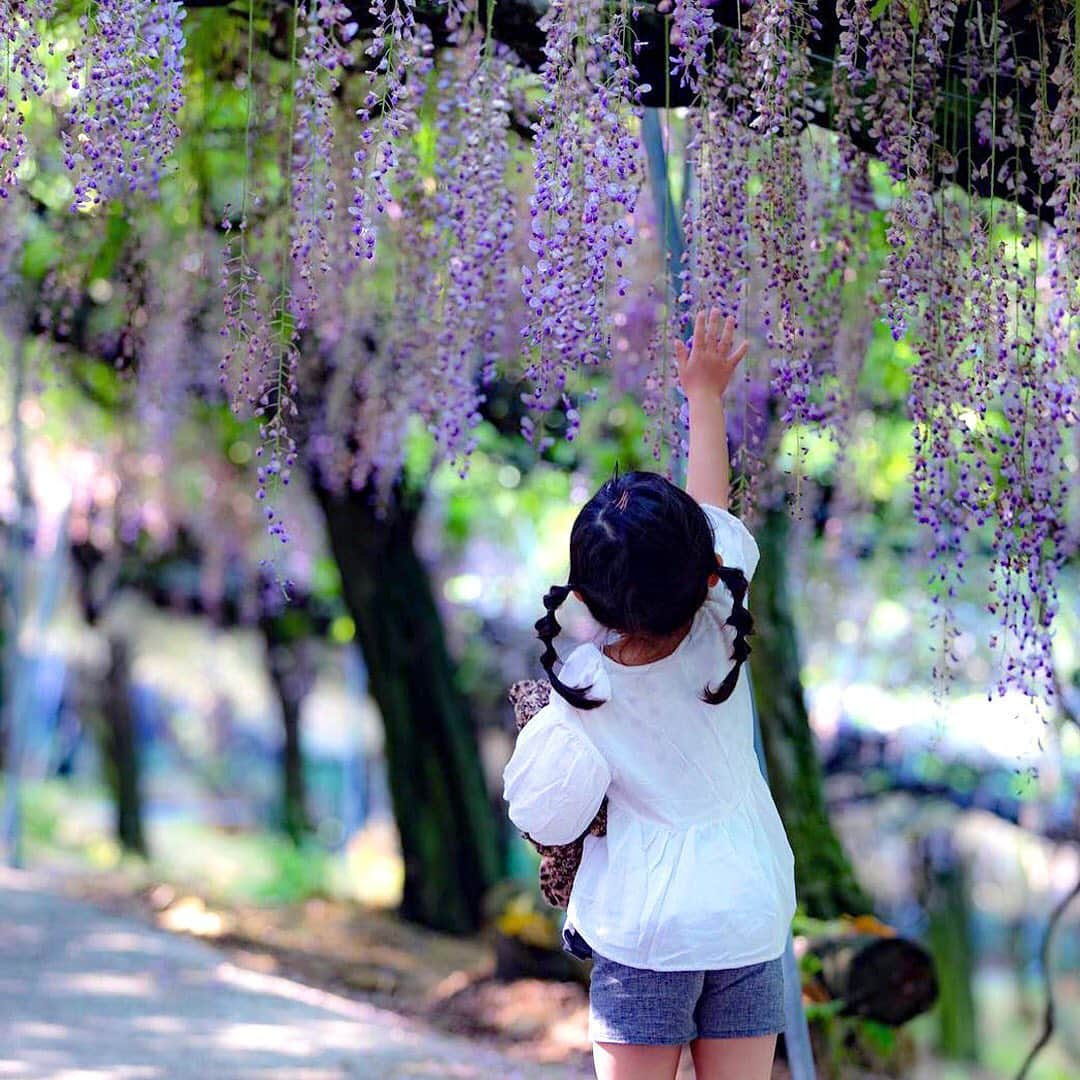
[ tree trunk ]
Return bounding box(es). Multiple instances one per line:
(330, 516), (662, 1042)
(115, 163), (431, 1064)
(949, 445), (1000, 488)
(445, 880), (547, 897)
(313, 482), (504, 934)
(919, 830), (979, 1061)
(102, 633), (148, 857)
(279, 694), (307, 843)
(749, 505), (869, 918)
(263, 637), (314, 843)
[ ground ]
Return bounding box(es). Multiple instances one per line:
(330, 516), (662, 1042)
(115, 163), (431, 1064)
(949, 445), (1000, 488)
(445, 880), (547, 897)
(0, 867), (577, 1079)
(1, 864), (1026, 1079)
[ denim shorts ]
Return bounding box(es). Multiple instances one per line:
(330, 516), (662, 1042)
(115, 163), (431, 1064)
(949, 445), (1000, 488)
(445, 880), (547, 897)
(565, 927), (785, 1045)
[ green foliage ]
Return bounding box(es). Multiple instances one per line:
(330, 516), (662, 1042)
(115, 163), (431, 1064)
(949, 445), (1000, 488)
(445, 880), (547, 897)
(8, 776), (334, 906)
(247, 838), (330, 905)
(803, 998), (846, 1023)
(811, 1008), (916, 1079)
(6, 778), (63, 847)
(37, 355), (124, 431)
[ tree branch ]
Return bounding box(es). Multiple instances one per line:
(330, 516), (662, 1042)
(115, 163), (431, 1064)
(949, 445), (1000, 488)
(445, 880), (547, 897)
(1015, 867), (1080, 1080)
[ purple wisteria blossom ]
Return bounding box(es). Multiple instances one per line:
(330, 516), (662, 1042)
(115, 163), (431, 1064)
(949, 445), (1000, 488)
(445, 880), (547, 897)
(290, 1), (356, 331)
(9, 0), (1077, 704)
(1, 1), (54, 200)
(63, 0), (186, 208)
(520, 0), (641, 439)
(429, 37), (517, 473)
(349, 0), (421, 262)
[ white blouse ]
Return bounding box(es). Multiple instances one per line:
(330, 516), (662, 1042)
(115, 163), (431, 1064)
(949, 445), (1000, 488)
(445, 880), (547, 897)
(502, 504), (797, 971)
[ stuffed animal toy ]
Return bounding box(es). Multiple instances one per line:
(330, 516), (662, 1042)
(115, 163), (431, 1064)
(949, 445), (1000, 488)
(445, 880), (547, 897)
(507, 678), (608, 909)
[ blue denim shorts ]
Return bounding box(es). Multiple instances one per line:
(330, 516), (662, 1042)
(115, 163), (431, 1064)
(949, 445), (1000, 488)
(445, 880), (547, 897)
(566, 927), (785, 1045)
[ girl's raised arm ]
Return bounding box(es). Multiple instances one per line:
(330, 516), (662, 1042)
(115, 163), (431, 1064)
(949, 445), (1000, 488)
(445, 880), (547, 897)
(675, 309), (749, 510)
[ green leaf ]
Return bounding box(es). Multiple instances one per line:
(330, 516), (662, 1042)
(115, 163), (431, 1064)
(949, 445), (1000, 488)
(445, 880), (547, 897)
(860, 1019), (898, 1055)
(804, 999), (847, 1022)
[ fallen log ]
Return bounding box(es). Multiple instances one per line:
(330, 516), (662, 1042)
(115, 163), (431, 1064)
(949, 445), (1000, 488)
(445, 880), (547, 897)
(806, 933), (938, 1027)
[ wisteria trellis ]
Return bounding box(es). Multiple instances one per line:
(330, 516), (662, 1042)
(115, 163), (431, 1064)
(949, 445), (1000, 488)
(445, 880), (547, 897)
(2, 0), (1078, 704)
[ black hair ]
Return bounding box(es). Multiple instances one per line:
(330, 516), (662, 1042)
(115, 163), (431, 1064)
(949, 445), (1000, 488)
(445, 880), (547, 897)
(535, 470), (755, 710)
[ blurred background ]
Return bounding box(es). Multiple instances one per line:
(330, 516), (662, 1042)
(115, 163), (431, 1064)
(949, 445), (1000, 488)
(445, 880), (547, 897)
(1, 357), (1077, 1076)
(1, 3), (1079, 1078)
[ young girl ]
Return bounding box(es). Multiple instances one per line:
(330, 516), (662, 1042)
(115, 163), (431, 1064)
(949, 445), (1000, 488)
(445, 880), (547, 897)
(503, 310), (797, 1080)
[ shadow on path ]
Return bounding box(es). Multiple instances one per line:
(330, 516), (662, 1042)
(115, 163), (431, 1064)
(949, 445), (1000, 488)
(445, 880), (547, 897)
(0, 868), (561, 1079)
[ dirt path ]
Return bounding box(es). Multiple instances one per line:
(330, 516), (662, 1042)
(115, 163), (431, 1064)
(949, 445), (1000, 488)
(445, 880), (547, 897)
(0, 867), (569, 1079)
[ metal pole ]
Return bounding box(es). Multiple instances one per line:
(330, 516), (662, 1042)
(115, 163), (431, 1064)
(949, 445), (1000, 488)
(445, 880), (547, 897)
(642, 107), (691, 492)
(1, 336), (30, 868)
(644, 104), (817, 1079)
(750, 669), (816, 1079)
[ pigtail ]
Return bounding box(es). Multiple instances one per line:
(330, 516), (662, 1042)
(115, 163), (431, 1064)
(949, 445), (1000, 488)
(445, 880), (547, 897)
(702, 563), (755, 705)
(535, 584), (603, 710)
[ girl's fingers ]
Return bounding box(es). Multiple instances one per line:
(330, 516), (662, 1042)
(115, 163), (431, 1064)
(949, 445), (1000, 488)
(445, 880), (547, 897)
(674, 339), (689, 368)
(718, 314), (735, 357)
(706, 307), (722, 342)
(692, 309), (707, 355)
(729, 339), (749, 368)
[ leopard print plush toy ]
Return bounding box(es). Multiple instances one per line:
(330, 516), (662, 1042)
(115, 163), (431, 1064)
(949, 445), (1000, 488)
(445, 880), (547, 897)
(508, 679), (608, 909)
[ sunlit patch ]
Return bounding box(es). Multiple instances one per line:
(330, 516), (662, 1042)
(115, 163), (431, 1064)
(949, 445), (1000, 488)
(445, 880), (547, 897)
(157, 896), (228, 938)
(213, 1018), (381, 1057)
(126, 1014), (186, 1038)
(497, 465), (521, 489)
(400, 1065), (491, 1077)
(338, 821), (404, 907)
(80, 930), (166, 956)
(956, 406), (980, 431)
(12, 1021), (68, 1040)
(329, 614), (355, 644)
(215, 962), (384, 1022)
(44, 1071), (158, 1080)
(444, 573), (483, 604)
(51, 972), (157, 998)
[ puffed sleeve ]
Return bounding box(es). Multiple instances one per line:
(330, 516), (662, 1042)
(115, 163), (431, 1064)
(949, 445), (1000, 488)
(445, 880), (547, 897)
(502, 698), (611, 846)
(700, 502), (760, 582)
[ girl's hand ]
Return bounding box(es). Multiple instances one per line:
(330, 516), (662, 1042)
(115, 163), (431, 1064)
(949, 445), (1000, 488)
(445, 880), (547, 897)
(674, 308), (749, 405)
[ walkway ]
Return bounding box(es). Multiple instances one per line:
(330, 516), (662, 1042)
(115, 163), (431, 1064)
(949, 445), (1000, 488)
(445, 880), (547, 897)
(0, 868), (565, 1079)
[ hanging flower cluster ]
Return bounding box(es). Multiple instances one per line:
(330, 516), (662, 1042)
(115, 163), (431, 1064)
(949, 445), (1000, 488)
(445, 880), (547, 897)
(239, 1), (361, 544)
(1, 0), (54, 201)
(629, 0), (1077, 700)
(669, 0), (715, 96)
(350, 27), (439, 492)
(984, 18), (1080, 702)
(430, 37), (517, 472)
(9, 1), (1079, 704)
(644, 29), (754, 480)
(744, 0), (819, 438)
(681, 64), (752, 320)
(136, 229), (207, 453)
(218, 0), (267, 414)
(349, 0), (422, 262)
(289, 1), (357, 331)
(520, 0), (642, 440)
(859, 2), (1013, 688)
(63, 0), (186, 209)
(828, 0), (1077, 700)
